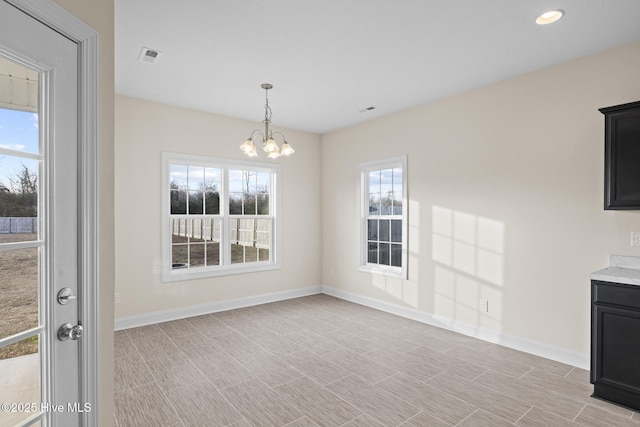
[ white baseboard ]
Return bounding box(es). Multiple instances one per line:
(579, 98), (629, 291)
(322, 286), (589, 370)
(114, 286), (322, 331)
(115, 284), (589, 370)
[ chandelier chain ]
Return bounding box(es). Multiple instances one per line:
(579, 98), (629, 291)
(264, 88), (272, 124)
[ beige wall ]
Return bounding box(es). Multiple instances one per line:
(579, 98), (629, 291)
(115, 41), (640, 367)
(114, 96), (322, 317)
(51, 0), (115, 425)
(322, 41), (640, 360)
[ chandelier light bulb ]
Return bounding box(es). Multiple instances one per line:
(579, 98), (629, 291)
(281, 141), (295, 156)
(264, 138), (279, 153)
(240, 139), (255, 154)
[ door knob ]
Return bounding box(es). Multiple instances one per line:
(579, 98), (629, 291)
(58, 323), (84, 341)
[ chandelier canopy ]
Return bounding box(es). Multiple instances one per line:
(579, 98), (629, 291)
(240, 83), (294, 159)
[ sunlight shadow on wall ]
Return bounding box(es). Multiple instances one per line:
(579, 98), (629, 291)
(408, 199), (421, 282)
(432, 206), (505, 331)
(371, 274), (418, 307)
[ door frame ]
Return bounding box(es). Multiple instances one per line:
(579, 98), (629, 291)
(4, 0), (99, 425)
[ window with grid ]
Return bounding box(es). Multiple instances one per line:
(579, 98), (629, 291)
(359, 157), (407, 277)
(162, 153), (279, 282)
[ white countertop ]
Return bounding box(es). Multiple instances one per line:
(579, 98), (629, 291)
(590, 255), (640, 286)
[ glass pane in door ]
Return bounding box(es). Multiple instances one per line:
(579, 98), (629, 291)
(0, 247), (39, 341)
(0, 55), (42, 427)
(0, 156), (38, 242)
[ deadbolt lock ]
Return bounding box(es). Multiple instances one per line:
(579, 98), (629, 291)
(57, 287), (77, 305)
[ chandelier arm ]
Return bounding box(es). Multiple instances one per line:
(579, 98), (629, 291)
(269, 131), (287, 142)
(249, 129), (265, 144)
(249, 129), (264, 139)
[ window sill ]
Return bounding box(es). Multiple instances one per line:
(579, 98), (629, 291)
(358, 265), (406, 279)
(162, 262), (280, 283)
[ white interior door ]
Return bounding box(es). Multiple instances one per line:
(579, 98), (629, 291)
(0, 1), (82, 426)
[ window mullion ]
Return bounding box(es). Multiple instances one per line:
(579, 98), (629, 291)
(222, 168), (229, 267)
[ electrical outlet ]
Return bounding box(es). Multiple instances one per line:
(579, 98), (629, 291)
(479, 299), (489, 312)
(114, 292), (120, 304)
(632, 231), (640, 247)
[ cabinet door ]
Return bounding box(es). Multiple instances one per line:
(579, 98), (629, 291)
(592, 304), (640, 395)
(601, 101), (640, 209)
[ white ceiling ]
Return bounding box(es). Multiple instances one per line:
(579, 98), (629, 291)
(115, 0), (640, 134)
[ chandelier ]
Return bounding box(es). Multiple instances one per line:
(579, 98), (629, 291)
(240, 83), (295, 159)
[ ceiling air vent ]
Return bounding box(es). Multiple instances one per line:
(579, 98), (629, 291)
(138, 47), (162, 64)
(359, 106), (377, 113)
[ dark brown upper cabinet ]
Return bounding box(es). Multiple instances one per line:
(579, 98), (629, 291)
(600, 101), (640, 210)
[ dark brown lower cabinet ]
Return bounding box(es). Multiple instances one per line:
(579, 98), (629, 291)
(591, 280), (640, 411)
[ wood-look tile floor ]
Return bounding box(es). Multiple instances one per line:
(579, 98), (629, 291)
(113, 294), (640, 427)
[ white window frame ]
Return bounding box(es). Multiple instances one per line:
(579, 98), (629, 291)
(358, 156), (408, 279)
(162, 152), (281, 282)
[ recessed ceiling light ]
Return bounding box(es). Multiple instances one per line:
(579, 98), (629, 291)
(536, 9), (564, 25)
